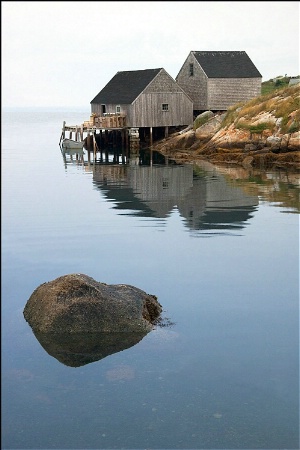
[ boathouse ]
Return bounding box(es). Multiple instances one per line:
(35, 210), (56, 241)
(90, 68), (194, 137)
(60, 68), (193, 164)
(176, 51), (262, 114)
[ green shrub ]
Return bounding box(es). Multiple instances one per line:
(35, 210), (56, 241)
(288, 122), (299, 134)
(193, 112), (213, 130)
(235, 121), (274, 134)
(261, 76), (294, 95)
(249, 123), (271, 134)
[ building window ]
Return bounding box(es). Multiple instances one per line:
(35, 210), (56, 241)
(162, 103), (169, 111)
(116, 105), (121, 113)
(189, 63), (194, 76)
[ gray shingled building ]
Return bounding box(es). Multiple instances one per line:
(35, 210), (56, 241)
(176, 51), (262, 113)
(90, 68), (193, 129)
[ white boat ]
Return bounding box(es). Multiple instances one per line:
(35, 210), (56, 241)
(61, 138), (85, 150)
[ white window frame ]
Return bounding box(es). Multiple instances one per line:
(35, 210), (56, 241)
(162, 103), (169, 111)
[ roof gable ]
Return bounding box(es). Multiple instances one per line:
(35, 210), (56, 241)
(192, 51), (262, 78)
(91, 68), (162, 104)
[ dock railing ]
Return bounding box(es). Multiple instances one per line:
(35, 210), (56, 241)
(60, 113), (128, 146)
(83, 113), (126, 129)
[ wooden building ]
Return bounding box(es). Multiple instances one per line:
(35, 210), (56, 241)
(90, 68), (194, 130)
(60, 68), (193, 164)
(176, 51), (262, 114)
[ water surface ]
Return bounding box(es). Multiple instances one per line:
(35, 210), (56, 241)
(2, 108), (299, 449)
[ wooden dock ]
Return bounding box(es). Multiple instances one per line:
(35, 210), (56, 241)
(59, 113), (141, 163)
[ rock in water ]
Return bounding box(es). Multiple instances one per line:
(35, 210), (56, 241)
(23, 273), (162, 334)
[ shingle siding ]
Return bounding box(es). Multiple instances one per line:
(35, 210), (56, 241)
(176, 51), (262, 111)
(91, 68), (193, 128)
(132, 92), (193, 127)
(90, 51), (262, 122)
(144, 70), (184, 94)
(176, 53), (208, 110)
(207, 78), (261, 110)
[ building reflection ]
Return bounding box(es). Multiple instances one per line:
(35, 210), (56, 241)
(91, 164), (259, 231)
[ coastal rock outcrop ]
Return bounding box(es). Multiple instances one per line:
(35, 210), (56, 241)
(151, 84), (300, 170)
(23, 273), (162, 334)
(194, 112), (226, 141)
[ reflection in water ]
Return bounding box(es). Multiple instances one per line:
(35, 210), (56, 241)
(61, 148), (85, 168)
(60, 148), (299, 215)
(195, 161), (300, 212)
(3, 109), (299, 449)
(90, 163), (259, 233)
(60, 153), (299, 233)
(31, 331), (149, 367)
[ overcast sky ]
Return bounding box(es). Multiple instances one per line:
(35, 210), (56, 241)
(2, 1), (299, 108)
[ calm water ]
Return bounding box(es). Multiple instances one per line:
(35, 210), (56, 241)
(2, 108), (299, 450)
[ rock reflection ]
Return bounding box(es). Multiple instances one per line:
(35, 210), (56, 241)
(32, 331), (149, 367)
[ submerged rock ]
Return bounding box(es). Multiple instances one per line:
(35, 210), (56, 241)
(23, 273), (162, 334)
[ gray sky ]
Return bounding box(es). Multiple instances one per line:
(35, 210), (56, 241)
(2, 1), (299, 107)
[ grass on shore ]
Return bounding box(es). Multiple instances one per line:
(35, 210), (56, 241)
(221, 83), (300, 134)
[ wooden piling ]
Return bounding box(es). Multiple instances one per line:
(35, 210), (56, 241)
(87, 133), (91, 149)
(59, 121), (66, 145)
(93, 134), (96, 160)
(121, 129), (125, 163)
(150, 127), (153, 166)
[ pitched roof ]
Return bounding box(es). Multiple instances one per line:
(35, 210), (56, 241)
(192, 51), (262, 78)
(91, 68), (162, 104)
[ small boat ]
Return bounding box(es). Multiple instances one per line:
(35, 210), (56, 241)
(61, 138), (85, 150)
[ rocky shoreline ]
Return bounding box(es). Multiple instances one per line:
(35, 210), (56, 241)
(153, 135), (300, 172)
(151, 85), (300, 173)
